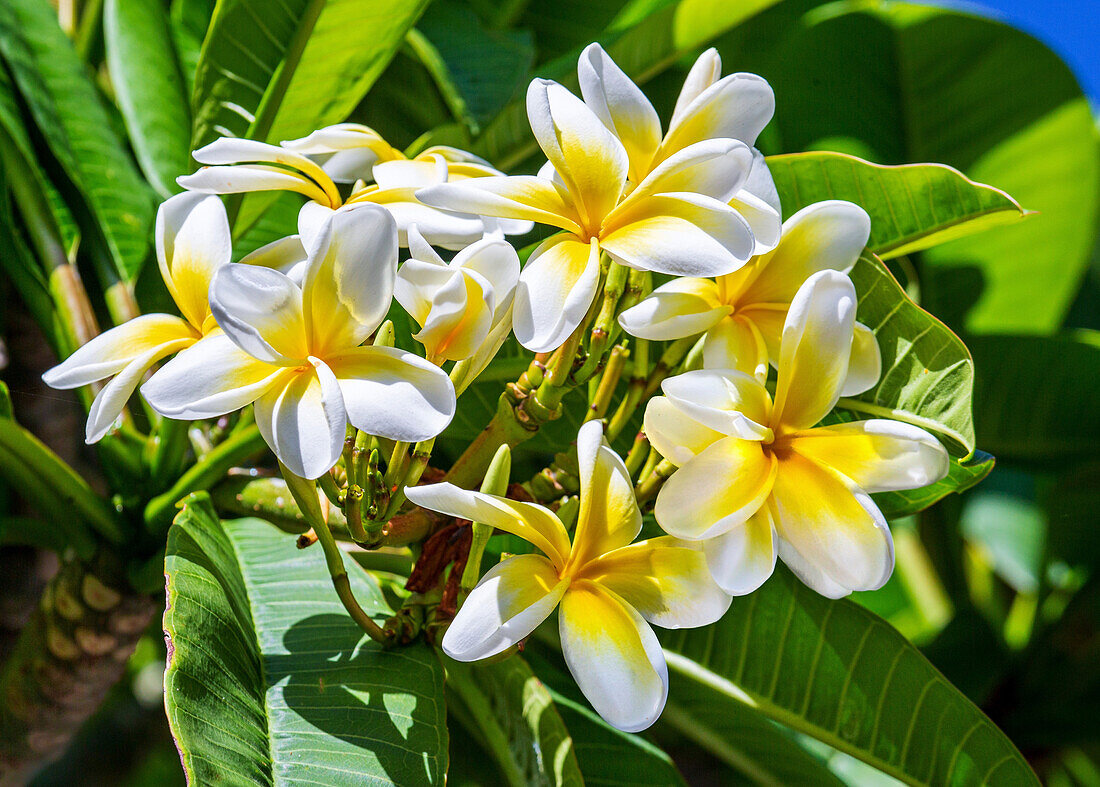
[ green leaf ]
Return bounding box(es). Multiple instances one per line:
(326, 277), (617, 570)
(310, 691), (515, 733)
(164, 496), (448, 785)
(471, 0), (783, 170)
(873, 451), (994, 520)
(969, 331), (1100, 463)
(444, 655), (583, 786)
(660, 566), (1038, 786)
(840, 253), (976, 456)
(717, 2), (1099, 334)
(104, 0), (191, 199)
(522, 648), (689, 786)
(170, 0), (215, 94)
(0, 0), (156, 281)
(767, 151), (1026, 260)
(191, 0), (430, 149)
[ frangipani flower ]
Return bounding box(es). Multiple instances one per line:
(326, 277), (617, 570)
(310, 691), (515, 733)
(42, 193), (230, 442)
(142, 204), (456, 480)
(578, 43), (782, 253)
(394, 225), (520, 363)
(405, 420), (730, 732)
(620, 200), (880, 390)
(645, 270), (949, 598)
(418, 79), (760, 352)
(178, 133), (531, 250)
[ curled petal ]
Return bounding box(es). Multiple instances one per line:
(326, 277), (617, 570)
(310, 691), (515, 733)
(840, 322), (881, 396)
(190, 138), (339, 205)
(601, 192), (754, 277)
(178, 164), (333, 206)
(582, 537), (731, 628)
(577, 43), (661, 182)
(141, 333), (284, 420)
(741, 200), (871, 305)
(654, 435), (777, 540)
(442, 554), (567, 661)
(660, 369), (773, 439)
(559, 582), (668, 733)
(417, 176), (582, 235)
(643, 396), (724, 466)
(628, 138), (753, 204)
(357, 187), (486, 250)
(788, 419), (949, 493)
(395, 256), (455, 327)
(156, 192), (232, 329)
(671, 48), (722, 127)
(404, 483), (572, 569)
(771, 271), (857, 430)
(415, 268), (495, 361)
(85, 338), (194, 443)
(254, 359), (347, 480)
(43, 314), (196, 389)
(618, 277), (727, 341)
(771, 451), (894, 596)
(526, 79), (628, 229)
(570, 420), (642, 569)
(327, 345), (455, 442)
(659, 72), (774, 159)
(210, 264), (307, 364)
(453, 237), (520, 310)
(513, 235), (601, 353)
(703, 507), (777, 596)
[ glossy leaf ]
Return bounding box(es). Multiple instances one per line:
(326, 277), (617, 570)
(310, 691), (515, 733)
(444, 655), (583, 786)
(0, 0), (156, 281)
(767, 151), (1026, 260)
(841, 252), (976, 456)
(969, 331), (1100, 463)
(660, 566), (1038, 786)
(192, 0), (430, 149)
(170, 0), (215, 94)
(164, 497), (448, 784)
(105, 0), (192, 198)
(874, 451), (994, 520)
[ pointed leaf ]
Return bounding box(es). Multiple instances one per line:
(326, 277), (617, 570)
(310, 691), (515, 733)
(164, 497), (448, 784)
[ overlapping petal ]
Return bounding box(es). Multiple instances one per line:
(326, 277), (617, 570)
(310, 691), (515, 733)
(642, 396), (724, 466)
(618, 277), (727, 341)
(442, 554), (567, 661)
(417, 175), (582, 235)
(700, 315), (769, 380)
(326, 346), (455, 442)
(657, 72), (775, 162)
(703, 507), (778, 596)
(209, 264), (307, 364)
(771, 271), (857, 430)
(156, 192), (232, 330)
(660, 370), (773, 438)
(513, 235), (601, 352)
(840, 322), (882, 396)
(186, 137), (340, 206)
(654, 435), (777, 540)
(559, 582), (668, 733)
(569, 420), (642, 569)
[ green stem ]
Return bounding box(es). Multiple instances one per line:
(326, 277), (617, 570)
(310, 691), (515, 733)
(144, 425), (266, 532)
(585, 344), (627, 423)
(607, 337), (649, 441)
(148, 417), (190, 489)
(635, 458), (676, 504)
(459, 445), (511, 594)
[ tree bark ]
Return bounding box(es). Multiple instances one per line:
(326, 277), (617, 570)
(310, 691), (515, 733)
(0, 549), (155, 785)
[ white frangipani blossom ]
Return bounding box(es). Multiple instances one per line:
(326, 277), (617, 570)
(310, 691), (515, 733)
(578, 42), (782, 254)
(141, 204), (456, 479)
(395, 225), (520, 363)
(646, 271), (949, 598)
(42, 193), (231, 442)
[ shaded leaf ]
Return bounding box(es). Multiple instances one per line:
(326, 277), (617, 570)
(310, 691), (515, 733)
(164, 497), (448, 784)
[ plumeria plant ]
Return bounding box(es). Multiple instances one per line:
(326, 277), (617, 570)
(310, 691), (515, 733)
(1, 0), (1096, 784)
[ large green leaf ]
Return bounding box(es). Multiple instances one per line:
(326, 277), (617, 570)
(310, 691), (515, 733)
(841, 252), (976, 456)
(444, 655), (583, 786)
(713, 1), (1099, 334)
(660, 566), (1038, 786)
(767, 151), (1026, 260)
(170, 0), (215, 94)
(969, 331), (1100, 463)
(105, 0), (192, 198)
(191, 0), (430, 149)
(0, 0), (156, 281)
(874, 451), (994, 520)
(164, 496), (448, 784)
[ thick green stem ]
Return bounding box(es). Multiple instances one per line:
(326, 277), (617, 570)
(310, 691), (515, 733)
(607, 337), (649, 441)
(585, 344), (627, 423)
(144, 426), (267, 532)
(147, 418), (190, 490)
(459, 445), (511, 594)
(636, 458), (676, 504)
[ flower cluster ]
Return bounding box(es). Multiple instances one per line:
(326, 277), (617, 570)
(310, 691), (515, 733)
(43, 43), (950, 733)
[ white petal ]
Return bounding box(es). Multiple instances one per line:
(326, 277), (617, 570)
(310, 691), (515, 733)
(577, 43), (661, 182)
(209, 264), (307, 364)
(671, 48), (722, 127)
(452, 237), (520, 307)
(771, 270), (857, 430)
(141, 333), (284, 420)
(840, 322), (881, 396)
(327, 346), (455, 442)
(643, 396), (724, 466)
(618, 278), (727, 341)
(660, 72), (774, 157)
(394, 256), (454, 326)
(253, 359), (347, 479)
(628, 138), (753, 204)
(442, 554), (566, 661)
(703, 508), (778, 595)
(559, 583), (668, 733)
(239, 235), (308, 280)
(513, 235), (601, 353)
(417, 175), (582, 235)
(660, 369), (772, 439)
(570, 420), (642, 567)
(373, 156), (447, 190)
(406, 224), (445, 267)
(156, 192), (232, 329)
(734, 147), (782, 253)
(178, 165), (332, 206)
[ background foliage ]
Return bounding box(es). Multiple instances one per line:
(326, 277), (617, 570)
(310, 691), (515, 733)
(0, 0), (1098, 784)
